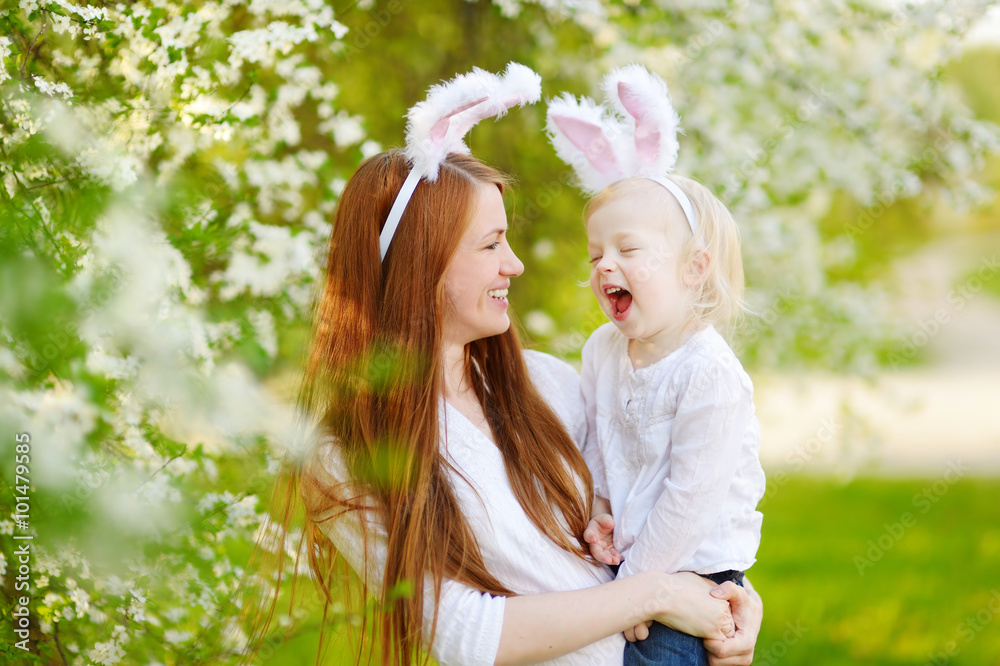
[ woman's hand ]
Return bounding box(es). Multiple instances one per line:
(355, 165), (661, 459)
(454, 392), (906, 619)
(703, 579), (763, 666)
(652, 572), (734, 641)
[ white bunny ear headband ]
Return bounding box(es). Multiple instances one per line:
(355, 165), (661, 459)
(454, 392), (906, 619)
(379, 62), (542, 261)
(545, 64), (700, 240)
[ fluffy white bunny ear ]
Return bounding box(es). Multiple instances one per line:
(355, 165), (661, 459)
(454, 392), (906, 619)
(380, 62), (541, 261)
(546, 65), (701, 242)
(491, 62), (544, 114)
(404, 63), (542, 182)
(546, 93), (625, 195)
(403, 67), (498, 180)
(604, 64), (681, 178)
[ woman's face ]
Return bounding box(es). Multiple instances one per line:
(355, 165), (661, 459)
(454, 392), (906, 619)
(441, 183), (524, 348)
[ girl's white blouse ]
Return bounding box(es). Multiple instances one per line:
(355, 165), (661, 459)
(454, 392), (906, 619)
(315, 350), (624, 665)
(581, 323), (765, 580)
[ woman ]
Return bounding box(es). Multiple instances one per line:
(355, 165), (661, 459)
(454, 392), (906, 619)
(293, 148), (762, 665)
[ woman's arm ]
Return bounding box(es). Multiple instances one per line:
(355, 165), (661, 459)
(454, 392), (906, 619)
(319, 498), (733, 666)
(495, 571), (733, 666)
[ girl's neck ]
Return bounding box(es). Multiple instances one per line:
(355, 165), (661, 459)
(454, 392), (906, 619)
(627, 318), (705, 370)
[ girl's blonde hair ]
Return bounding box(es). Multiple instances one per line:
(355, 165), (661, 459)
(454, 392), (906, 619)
(586, 175), (745, 330)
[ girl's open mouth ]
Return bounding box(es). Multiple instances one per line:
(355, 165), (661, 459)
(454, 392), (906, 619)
(604, 286), (632, 321)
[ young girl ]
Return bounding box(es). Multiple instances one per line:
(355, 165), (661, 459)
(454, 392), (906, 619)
(547, 66), (766, 666)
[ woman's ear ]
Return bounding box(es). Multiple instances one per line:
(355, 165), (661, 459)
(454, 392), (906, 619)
(683, 247), (711, 288)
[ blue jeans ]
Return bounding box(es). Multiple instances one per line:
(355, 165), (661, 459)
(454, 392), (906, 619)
(622, 570), (744, 666)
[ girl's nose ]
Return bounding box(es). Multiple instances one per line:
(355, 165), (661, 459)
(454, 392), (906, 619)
(595, 255), (615, 273)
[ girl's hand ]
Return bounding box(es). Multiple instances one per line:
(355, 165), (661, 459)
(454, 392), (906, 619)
(583, 514), (621, 565)
(624, 620), (653, 642)
(652, 573), (734, 641)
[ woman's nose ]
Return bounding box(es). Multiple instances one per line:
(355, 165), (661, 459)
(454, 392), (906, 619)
(502, 244), (525, 277)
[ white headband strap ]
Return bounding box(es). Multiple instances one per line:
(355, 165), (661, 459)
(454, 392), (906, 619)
(643, 176), (700, 241)
(379, 168), (422, 261)
(377, 62), (542, 264)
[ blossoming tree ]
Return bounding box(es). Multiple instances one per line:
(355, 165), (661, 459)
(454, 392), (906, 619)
(0, 0), (997, 663)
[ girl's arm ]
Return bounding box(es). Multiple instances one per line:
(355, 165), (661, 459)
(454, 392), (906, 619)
(591, 494), (612, 518)
(496, 570), (733, 666)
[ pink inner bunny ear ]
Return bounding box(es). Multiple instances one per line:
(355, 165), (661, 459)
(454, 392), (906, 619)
(429, 96), (490, 142)
(551, 114), (620, 176)
(618, 81), (660, 166)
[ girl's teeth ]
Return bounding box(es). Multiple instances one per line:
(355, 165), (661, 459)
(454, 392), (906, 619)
(488, 288), (508, 299)
(606, 286), (622, 293)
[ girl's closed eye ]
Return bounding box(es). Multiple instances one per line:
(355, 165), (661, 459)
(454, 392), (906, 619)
(485, 240), (500, 250)
(589, 255), (602, 265)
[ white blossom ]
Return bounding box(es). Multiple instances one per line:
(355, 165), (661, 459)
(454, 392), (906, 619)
(322, 110), (366, 147)
(88, 637), (125, 665)
(215, 221), (317, 300)
(0, 37), (12, 84)
(164, 629), (192, 645)
(34, 76), (75, 100)
(248, 309), (278, 359)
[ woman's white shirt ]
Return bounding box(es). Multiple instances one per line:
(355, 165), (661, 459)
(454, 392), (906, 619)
(581, 323), (765, 579)
(314, 350), (625, 665)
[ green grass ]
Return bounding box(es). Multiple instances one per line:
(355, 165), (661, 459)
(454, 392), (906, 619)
(751, 476), (1000, 665)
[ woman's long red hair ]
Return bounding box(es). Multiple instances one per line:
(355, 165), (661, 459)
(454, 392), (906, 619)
(285, 151), (594, 664)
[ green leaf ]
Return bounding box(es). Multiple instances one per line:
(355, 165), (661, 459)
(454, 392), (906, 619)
(387, 579), (414, 601)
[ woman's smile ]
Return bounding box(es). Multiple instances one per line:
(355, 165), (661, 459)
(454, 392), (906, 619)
(442, 183), (524, 347)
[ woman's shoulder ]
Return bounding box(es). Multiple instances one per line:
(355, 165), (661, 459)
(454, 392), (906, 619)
(521, 349), (586, 442)
(522, 348), (580, 387)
